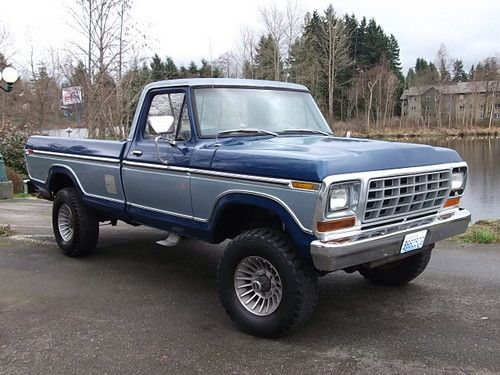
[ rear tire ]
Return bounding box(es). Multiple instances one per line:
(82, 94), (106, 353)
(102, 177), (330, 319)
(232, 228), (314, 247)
(52, 187), (99, 257)
(217, 228), (318, 337)
(359, 247), (432, 286)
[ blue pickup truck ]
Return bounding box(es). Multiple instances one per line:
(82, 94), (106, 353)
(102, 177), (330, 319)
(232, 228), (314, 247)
(25, 78), (470, 336)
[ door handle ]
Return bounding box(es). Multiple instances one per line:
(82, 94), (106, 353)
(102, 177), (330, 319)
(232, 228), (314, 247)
(131, 150), (143, 156)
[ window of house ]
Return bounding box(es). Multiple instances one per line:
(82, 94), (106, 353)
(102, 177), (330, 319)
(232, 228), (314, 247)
(459, 105), (464, 109)
(459, 94), (464, 100)
(426, 96), (430, 102)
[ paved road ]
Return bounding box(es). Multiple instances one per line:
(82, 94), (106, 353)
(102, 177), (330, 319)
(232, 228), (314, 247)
(1, 199), (499, 374)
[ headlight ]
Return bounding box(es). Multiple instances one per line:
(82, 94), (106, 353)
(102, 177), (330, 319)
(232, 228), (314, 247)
(327, 182), (360, 214)
(451, 171), (465, 190)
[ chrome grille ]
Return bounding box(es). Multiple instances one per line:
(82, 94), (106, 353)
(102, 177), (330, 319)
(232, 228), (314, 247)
(363, 170), (451, 222)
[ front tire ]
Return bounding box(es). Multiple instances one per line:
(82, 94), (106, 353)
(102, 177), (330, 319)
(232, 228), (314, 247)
(359, 247), (433, 286)
(217, 228), (318, 337)
(52, 187), (99, 257)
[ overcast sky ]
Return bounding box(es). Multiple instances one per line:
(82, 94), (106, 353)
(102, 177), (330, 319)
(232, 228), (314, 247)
(1, 0), (499, 75)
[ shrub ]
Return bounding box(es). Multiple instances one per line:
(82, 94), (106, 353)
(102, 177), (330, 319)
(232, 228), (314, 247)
(0, 126), (37, 176)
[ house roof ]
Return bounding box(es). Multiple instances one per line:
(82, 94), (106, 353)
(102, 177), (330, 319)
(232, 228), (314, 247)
(401, 81), (500, 99)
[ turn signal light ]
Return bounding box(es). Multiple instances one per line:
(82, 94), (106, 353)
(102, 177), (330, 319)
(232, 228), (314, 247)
(443, 197), (461, 208)
(291, 181), (319, 191)
(316, 216), (356, 232)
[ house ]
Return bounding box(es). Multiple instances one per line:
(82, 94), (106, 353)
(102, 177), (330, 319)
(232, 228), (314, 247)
(401, 81), (500, 125)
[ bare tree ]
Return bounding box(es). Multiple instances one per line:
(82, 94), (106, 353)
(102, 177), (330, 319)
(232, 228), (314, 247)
(259, 4), (286, 80)
(67, 0), (141, 138)
(0, 23), (10, 53)
(316, 6), (352, 121)
(283, 1), (303, 81)
(236, 25), (258, 78)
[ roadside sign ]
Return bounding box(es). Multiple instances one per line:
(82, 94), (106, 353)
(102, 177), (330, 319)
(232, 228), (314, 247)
(62, 86), (83, 105)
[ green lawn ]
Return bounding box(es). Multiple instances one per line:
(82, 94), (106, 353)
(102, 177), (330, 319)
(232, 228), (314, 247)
(453, 220), (500, 244)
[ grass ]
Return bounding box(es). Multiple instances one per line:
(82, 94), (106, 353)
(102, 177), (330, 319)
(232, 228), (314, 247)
(453, 220), (500, 244)
(14, 193), (38, 199)
(0, 224), (12, 237)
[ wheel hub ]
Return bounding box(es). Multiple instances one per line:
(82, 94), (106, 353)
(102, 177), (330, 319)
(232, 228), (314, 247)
(234, 256), (283, 316)
(57, 204), (74, 242)
(252, 275), (271, 293)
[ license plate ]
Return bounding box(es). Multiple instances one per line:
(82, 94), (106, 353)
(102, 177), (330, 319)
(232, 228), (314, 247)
(400, 230), (427, 254)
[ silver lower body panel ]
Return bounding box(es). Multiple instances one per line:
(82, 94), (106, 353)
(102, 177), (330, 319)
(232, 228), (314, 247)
(310, 209), (471, 272)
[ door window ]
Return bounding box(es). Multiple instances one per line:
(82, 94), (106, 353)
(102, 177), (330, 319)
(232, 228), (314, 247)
(144, 91), (191, 141)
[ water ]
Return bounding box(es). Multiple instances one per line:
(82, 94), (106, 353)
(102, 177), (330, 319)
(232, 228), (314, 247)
(405, 137), (500, 222)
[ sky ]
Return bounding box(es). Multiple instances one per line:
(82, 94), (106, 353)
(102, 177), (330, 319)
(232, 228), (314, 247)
(1, 0), (499, 75)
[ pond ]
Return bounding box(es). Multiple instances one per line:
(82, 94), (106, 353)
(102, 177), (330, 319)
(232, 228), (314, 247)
(403, 136), (499, 222)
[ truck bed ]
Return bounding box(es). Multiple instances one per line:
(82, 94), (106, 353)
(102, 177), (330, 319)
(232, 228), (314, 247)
(25, 136), (128, 212)
(26, 136), (127, 159)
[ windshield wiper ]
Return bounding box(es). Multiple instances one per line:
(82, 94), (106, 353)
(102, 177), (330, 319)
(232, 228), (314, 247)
(281, 128), (331, 136)
(217, 128), (279, 137)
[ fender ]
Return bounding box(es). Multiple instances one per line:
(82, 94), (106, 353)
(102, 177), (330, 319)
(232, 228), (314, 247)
(208, 192), (316, 261)
(46, 165), (127, 220)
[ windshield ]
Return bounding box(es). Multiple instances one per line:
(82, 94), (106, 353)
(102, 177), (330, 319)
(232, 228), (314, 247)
(193, 88), (332, 137)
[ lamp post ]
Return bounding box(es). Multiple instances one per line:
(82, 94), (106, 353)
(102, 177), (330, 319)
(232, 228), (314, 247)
(0, 66), (19, 199)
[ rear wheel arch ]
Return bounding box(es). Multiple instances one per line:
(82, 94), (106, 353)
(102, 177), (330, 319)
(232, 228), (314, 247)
(47, 167), (81, 198)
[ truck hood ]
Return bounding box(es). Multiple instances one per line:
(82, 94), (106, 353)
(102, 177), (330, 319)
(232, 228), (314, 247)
(209, 136), (463, 182)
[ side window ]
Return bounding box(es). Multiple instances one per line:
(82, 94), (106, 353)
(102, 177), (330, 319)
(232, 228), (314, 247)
(144, 91), (190, 141)
(176, 101), (191, 141)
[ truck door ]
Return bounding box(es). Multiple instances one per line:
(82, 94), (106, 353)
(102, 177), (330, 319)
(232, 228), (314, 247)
(122, 87), (194, 223)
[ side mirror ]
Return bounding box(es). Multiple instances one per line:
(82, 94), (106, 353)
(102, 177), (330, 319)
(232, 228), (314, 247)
(148, 115), (175, 135)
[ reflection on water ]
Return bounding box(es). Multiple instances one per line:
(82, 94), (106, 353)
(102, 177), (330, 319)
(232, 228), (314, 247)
(404, 137), (500, 222)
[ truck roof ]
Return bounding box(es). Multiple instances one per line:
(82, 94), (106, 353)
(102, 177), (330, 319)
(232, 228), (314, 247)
(144, 78), (308, 92)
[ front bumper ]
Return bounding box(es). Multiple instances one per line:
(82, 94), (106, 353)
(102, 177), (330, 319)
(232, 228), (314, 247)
(310, 208), (471, 271)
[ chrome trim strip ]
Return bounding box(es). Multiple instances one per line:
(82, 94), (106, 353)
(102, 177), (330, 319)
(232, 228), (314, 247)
(127, 202), (195, 220)
(322, 162), (468, 185)
(190, 168), (291, 186)
(122, 160), (190, 173)
(123, 160), (293, 186)
(29, 176), (46, 184)
(31, 150), (120, 164)
(31, 155), (314, 188)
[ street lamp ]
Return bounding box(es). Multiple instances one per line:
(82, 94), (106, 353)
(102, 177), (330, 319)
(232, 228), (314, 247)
(0, 66), (19, 199)
(0, 66), (19, 92)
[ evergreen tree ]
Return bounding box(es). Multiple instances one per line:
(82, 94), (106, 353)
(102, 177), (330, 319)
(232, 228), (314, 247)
(406, 68), (417, 87)
(452, 59), (468, 82)
(150, 54), (166, 81)
(438, 60), (451, 82)
(255, 35), (278, 80)
(388, 34), (403, 78)
(188, 61), (198, 77)
(164, 57), (178, 79)
(468, 64), (476, 80)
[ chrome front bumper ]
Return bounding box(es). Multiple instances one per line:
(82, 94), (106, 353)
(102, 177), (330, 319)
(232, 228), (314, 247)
(310, 208), (471, 271)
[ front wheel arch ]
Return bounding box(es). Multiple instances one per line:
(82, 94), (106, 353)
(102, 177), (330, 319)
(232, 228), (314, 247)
(208, 193), (316, 262)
